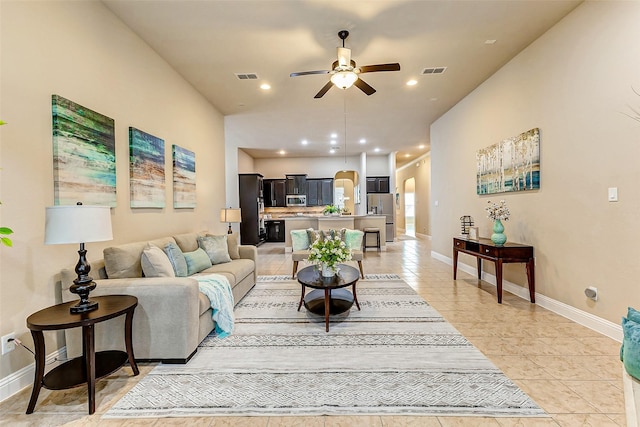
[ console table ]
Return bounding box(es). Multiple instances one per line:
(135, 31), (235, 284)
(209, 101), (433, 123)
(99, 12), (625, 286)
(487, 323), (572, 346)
(453, 237), (535, 304)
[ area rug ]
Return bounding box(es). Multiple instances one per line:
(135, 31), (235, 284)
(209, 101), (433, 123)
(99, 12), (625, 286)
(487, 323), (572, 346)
(105, 275), (546, 418)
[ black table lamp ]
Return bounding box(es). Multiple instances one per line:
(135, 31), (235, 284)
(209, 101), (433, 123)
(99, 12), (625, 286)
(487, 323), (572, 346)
(45, 203), (113, 314)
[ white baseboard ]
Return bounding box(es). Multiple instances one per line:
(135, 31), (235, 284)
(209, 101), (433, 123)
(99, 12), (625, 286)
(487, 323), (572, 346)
(431, 250), (622, 342)
(415, 232), (431, 240)
(0, 346), (67, 403)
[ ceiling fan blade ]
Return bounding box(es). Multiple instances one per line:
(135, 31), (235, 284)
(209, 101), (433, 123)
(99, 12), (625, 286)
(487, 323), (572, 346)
(354, 78), (376, 96)
(337, 47), (351, 68)
(290, 70), (331, 77)
(314, 81), (334, 98)
(358, 63), (401, 73)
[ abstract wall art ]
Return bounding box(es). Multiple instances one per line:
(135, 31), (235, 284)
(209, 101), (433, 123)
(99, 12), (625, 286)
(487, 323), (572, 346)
(476, 128), (540, 195)
(52, 95), (116, 206)
(129, 127), (165, 208)
(172, 145), (196, 208)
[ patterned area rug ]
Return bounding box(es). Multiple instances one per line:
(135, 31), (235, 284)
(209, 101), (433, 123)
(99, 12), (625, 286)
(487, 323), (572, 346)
(105, 276), (546, 418)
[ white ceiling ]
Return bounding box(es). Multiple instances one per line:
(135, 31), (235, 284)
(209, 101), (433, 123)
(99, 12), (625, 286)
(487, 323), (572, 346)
(103, 0), (581, 167)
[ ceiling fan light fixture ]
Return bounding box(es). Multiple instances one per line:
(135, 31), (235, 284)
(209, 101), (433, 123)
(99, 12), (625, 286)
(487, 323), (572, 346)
(331, 71), (358, 89)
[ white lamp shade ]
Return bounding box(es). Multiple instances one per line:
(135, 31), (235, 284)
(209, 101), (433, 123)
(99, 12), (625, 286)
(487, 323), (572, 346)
(45, 205), (113, 245)
(330, 71), (358, 89)
(220, 208), (242, 223)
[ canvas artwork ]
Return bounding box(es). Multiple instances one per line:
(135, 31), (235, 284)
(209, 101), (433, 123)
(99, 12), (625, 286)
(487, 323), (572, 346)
(129, 127), (165, 208)
(52, 95), (116, 206)
(476, 128), (540, 195)
(172, 145), (196, 208)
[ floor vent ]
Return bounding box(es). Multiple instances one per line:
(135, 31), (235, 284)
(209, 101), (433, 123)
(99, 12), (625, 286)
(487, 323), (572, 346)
(422, 67), (447, 75)
(235, 73), (259, 80)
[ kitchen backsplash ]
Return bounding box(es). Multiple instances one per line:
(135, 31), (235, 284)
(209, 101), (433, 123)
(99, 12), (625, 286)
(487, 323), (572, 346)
(264, 206), (324, 218)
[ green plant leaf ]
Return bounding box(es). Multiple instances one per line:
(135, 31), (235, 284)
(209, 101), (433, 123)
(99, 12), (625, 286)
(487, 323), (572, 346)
(1, 237), (12, 247)
(0, 227), (13, 235)
(0, 120), (5, 126)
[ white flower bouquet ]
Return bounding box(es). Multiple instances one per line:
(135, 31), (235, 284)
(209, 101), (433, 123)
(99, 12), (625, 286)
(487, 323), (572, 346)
(307, 235), (352, 271)
(485, 200), (510, 221)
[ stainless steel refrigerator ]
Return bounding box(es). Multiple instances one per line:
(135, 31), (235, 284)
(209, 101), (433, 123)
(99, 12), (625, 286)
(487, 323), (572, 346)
(367, 193), (395, 241)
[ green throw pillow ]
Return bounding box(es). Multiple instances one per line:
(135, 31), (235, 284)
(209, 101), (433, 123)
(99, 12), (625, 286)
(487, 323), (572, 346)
(198, 235), (231, 265)
(621, 307), (640, 361)
(291, 229), (311, 251)
(344, 229), (364, 250)
(622, 317), (640, 380)
(163, 242), (188, 277)
(184, 247), (213, 275)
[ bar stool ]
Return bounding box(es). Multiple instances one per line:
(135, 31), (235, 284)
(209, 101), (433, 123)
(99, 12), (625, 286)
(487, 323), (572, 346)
(362, 227), (381, 252)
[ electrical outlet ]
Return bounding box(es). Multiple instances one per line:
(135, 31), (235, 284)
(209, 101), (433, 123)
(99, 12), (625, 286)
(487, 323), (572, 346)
(2, 332), (16, 355)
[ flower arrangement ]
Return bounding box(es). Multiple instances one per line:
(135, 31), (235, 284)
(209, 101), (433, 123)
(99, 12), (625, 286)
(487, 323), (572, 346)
(485, 200), (510, 221)
(323, 204), (340, 215)
(307, 235), (352, 272)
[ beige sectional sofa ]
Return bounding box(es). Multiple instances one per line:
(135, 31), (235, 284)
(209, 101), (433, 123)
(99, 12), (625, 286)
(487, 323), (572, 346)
(61, 232), (257, 363)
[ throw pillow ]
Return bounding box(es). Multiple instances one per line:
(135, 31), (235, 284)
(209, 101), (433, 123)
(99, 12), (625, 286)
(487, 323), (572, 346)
(291, 229), (311, 251)
(163, 242), (188, 277)
(621, 307), (640, 361)
(198, 235), (232, 265)
(307, 228), (322, 245)
(184, 247), (213, 275)
(141, 243), (175, 278)
(226, 233), (240, 260)
(622, 317), (640, 380)
(344, 229), (364, 250)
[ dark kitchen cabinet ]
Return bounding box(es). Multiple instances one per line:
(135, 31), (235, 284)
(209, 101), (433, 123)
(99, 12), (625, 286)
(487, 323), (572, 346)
(238, 173), (265, 246)
(306, 178), (334, 206)
(265, 220), (285, 242)
(264, 179), (286, 207)
(286, 174), (307, 195)
(366, 176), (390, 194)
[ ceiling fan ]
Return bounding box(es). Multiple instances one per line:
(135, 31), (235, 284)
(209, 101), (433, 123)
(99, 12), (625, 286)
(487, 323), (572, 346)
(290, 30), (401, 99)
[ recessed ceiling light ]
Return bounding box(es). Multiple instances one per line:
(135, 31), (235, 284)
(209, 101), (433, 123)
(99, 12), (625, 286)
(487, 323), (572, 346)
(418, 144), (425, 149)
(330, 140), (337, 145)
(279, 150), (286, 155)
(484, 39), (497, 45)
(374, 148), (380, 153)
(301, 139), (308, 145)
(359, 138), (366, 144)
(430, 97), (438, 101)
(329, 149), (335, 154)
(406, 79), (417, 86)
(260, 83), (271, 90)
(330, 133), (337, 138)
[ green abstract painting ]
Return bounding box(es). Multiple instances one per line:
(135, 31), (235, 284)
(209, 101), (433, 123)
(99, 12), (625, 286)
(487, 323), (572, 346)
(172, 145), (196, 208)
(52, 95), (116, 206)
(129, 127), (165, 208)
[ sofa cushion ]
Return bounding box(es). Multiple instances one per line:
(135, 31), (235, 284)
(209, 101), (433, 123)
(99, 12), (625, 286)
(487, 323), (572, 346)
(225, 233), (240, 260)
(198, 292), (212, 316)
(292, 250), (310, 262)
(184, 248), (213, 275)
(163, 242), (189, 277)
(141, 244), (175, 278)
(173, 232), (201, 253)
(345, 229), (364, 250)
(200, 259), (254, 284)
(104, 237), (176, 279)
(198, 235), (232, 264)
(291, 229), (311, 251)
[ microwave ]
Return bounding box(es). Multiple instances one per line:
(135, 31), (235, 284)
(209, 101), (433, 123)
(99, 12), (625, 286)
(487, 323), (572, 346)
(286, 194), (306, 207)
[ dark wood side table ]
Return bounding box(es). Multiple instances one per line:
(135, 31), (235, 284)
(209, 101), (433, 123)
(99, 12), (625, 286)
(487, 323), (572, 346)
(453, 237), (535, 304)
(26, 295), (139, 414)
(296, 264), (361, 332)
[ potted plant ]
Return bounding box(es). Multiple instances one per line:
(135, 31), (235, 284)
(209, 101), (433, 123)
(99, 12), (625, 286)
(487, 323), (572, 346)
(322, 204), (340, 215)
(307, 235), (352, 277)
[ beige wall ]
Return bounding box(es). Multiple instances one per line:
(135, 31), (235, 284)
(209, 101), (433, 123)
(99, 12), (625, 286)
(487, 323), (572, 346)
(396, 154), (431, 235)
(237, 149), (255, 174)
(0, 1), (226, 380)
(430, 1), (640, 324)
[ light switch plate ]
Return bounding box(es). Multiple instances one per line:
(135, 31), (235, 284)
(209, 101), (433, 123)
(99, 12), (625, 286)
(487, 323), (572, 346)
(608, 187), (618, 202)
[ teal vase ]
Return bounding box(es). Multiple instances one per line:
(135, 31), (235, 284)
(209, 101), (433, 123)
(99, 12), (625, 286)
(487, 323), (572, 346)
(491, 219), (507, 246)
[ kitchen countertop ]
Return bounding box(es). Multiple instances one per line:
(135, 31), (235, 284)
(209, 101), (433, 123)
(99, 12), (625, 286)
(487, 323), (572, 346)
(279, 214), (385, 219)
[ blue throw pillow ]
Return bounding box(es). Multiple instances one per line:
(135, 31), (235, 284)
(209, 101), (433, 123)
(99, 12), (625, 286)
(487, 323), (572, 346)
(291, 229), (311, 251)
(622, 316), (640, 380)
(163, 242), (188, 277)
(621, 307), (640, 361)
(184, 247), (213, 275)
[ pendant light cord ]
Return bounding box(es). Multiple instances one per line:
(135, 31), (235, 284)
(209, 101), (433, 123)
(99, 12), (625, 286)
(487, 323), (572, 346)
(343, 91), (347, 163)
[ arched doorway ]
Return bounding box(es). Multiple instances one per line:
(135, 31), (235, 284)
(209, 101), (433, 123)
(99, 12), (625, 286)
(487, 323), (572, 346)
(334, 170), (359, 214)
(404, 177), (416, 236)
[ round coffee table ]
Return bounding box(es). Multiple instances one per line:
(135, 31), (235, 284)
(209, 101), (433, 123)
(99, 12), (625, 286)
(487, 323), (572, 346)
(296, 264), (360, 332)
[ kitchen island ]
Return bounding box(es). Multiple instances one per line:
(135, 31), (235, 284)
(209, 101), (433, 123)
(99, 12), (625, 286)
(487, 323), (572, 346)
(283, 215), (387, 251)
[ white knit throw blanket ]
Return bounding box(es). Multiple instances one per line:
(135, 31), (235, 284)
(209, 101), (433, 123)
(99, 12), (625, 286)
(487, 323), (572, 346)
(195, 273), (235, 337)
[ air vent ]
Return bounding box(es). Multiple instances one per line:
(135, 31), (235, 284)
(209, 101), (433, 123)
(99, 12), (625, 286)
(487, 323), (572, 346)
(422, 67), (447, 75)
(235, 73), (259, 80)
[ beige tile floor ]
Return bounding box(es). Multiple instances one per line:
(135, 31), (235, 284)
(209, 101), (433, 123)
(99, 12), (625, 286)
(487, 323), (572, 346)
(0, 236), (625, 426)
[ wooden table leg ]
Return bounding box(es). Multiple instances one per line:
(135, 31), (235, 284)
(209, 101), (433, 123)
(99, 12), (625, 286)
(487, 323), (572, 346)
(495, 259), (504, 304)
(124, 309), (139, 376)
(477, 257), (482, 280)
(297, 284), (305, 311)
(82, 324), (96, 415)
(26, 330), (45, 414)
(324, 289), (330, 332)
(352, 283), (361, 310)
(526, 258), (536, 303)
(453, 248), (459, 280)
